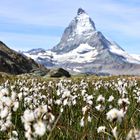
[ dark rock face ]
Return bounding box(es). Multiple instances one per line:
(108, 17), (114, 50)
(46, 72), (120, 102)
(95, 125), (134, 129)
(77, 8), (86, 15)
(49, 68), (71, 78)
(0, 41), (46, 75)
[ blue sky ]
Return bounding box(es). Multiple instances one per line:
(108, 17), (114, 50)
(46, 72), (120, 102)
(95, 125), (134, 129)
(0, 0), (140, 54)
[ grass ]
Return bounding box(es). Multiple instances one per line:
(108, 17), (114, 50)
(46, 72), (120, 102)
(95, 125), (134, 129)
(0, 74), (140, 139)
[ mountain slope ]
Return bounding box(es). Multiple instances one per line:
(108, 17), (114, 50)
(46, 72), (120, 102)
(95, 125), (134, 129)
(24, 8), (140, 75)
(131, 54), (140, 62)
(0, 41), (46, 74)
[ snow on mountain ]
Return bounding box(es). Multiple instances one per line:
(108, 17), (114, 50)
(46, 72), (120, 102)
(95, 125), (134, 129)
(24, 50), (54, 67)
(130, 54), (140, 61)
(109, 43), (140, 64)
(53, 44), (98, 63)
(23, 8), (140, 75)
(51, 8), (97, 54)
(25, 44), (98, 64)
(25, 48), (46, 55)
(75, 8), (96, 35)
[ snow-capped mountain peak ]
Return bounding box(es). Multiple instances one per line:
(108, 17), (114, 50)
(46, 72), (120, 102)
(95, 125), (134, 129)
(51, 8), (97, 54)
(77, 8), (86, 15)
(24, 8), (140, 75)
(75, 8), (96, 35)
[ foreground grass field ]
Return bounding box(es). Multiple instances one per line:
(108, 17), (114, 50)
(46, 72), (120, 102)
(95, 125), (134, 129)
(0, 74), (140, 140)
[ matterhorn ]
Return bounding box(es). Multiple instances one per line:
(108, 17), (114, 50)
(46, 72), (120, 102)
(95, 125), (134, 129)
(24, 8), (140, 75)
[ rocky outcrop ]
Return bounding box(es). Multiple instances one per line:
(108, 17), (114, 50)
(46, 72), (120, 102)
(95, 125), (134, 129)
(0, 41), (47, 75)
(48, 68), (71, 78)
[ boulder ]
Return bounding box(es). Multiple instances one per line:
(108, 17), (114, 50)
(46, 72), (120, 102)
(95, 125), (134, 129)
(49, 68), (71, 78)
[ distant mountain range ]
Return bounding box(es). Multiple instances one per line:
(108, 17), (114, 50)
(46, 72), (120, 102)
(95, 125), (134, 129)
(22, 8), (140, 75)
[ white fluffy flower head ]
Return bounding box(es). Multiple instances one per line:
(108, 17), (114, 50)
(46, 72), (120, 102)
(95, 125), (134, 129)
(106, 108), (124, 123)
(97, 126), (106, 133)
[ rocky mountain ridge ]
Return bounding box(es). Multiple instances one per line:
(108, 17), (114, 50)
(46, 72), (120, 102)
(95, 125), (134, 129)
(0, 41), (47, 75)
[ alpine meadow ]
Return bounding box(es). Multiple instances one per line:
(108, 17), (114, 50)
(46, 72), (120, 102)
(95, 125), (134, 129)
(0, 1), (140, 140)
(0, 74), (140, 139)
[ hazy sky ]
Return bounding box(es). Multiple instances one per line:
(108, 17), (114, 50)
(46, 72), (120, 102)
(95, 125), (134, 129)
(0, 0), (140, 54)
